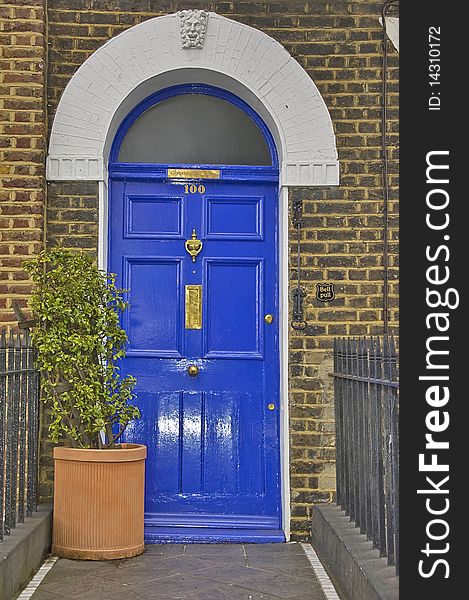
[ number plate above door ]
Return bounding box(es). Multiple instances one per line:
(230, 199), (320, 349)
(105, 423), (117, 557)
(168, 168), (220, 179)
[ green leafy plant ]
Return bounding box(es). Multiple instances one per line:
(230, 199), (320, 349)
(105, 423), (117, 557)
(24, 248), (140, 449)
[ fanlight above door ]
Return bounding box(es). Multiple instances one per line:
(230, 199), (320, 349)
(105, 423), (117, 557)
(116, 88), (274, 167)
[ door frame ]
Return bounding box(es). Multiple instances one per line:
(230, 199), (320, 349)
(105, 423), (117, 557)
(102, 185), (290, 540)
(104, 83), (291, 540)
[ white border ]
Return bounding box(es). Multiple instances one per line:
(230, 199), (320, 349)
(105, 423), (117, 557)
(279, 184), (290, 540)
(301, 543), (342, 600)
(15, 556), (59, 599)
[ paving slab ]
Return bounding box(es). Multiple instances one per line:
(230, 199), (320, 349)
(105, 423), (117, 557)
(27, 543), (334, 600)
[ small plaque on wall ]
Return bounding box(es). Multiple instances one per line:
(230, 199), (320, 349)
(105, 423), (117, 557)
(316, 282), (335, 302)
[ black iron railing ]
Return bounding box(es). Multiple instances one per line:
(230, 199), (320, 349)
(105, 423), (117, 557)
(333, 336), (399, 574)
(0, 329), (40, 542)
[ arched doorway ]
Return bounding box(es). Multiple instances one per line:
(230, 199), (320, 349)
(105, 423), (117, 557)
(109, 84), (282, 542)
(46, 10), (340, 541)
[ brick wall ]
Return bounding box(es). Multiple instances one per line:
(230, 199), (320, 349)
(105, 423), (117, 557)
(47, 182), (99, 252)
(39, 0), (399, 539)
(0, 0), (46, 328)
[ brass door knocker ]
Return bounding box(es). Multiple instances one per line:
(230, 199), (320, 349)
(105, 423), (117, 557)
(185, 229), (203, 263)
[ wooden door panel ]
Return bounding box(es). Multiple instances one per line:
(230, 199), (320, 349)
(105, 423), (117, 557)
(111, 177), (281, 537)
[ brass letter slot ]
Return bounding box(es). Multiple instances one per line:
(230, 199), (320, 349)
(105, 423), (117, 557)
(168, 168), (220, 179)
(185, 285), (202, 329)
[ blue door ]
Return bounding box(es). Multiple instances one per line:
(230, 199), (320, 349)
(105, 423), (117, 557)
(109, 86), (282, 542)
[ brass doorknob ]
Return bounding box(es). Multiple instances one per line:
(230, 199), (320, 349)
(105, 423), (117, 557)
(264, 314), (274, 324)
(187, 365), (199, 377)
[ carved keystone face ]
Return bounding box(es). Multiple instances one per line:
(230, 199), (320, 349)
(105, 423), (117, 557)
(178, 10), (209, 48)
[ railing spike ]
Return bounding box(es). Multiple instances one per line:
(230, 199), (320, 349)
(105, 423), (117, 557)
(375, 336), (381, 353)
(390, 334), (396, 358)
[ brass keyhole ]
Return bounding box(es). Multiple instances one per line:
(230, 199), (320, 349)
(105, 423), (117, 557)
(187, 365), (199, 377)
(264, 314), (274, 324)
(268, 403), (275, 411)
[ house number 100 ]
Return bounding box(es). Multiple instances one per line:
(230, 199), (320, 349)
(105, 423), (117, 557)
(184, 184), (206, 194)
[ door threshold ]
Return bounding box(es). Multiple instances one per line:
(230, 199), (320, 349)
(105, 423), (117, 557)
(144, 526), (285, 544)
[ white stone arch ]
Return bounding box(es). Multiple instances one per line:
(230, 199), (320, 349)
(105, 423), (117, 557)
(46, 11), (339, 186)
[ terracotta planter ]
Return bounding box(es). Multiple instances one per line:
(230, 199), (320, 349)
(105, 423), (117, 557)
(52, 443), (147, 560)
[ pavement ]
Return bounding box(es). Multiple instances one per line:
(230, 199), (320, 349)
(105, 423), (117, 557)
(26, 543), (336, 600)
